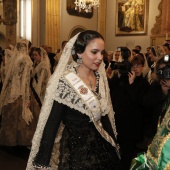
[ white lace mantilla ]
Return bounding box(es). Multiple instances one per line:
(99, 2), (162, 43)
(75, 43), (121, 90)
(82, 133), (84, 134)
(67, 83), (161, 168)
(32, 60), (51, 103)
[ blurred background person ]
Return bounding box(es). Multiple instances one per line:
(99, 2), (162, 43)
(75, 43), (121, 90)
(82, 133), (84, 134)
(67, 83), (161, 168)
(137, 52), (150, 78)
(145, 46), (153, 69)
(135, 45), (142, 52)
(131, 49), (140, 58)
(147, 45), (164, 84)
(29, 47), (51, 135)
(0, 39), (35, 147)
(131, 54), (170, 170)
(30, 47), (51, 106)
(109, 48), (150, 170)
(163, 42), (170, 55)
(106, 49), (122, 79)
(41, 44), (55, 73)
(53, 40), (68, 71)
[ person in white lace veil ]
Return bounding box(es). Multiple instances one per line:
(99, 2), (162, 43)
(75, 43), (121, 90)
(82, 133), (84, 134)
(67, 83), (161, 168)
(147, 45), (164, 84)
(26, 30), (122, 170)
(31, 47), (51, 104)
(137, 52), (150, 78)
(106, 49), (123, 79)
(0, 39), (37, 146)
(29, 47), (51, 126)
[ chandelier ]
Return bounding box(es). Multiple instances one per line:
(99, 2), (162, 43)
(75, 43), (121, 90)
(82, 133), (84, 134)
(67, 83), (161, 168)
(74, 0), (100, 13)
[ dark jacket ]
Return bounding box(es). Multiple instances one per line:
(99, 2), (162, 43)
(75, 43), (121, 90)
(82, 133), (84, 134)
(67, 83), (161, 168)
(109, 74), (150, 144)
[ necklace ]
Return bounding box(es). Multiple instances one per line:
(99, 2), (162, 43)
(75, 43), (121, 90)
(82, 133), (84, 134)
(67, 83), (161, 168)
(77, 73), (93, 89)
(75, 66), (101, 99)
(76, 68), (94, 89)
(89, 80), (93, 89)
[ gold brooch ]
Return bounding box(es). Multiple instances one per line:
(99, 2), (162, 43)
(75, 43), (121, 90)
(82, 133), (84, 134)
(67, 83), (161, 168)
(78, 85), (88, 95)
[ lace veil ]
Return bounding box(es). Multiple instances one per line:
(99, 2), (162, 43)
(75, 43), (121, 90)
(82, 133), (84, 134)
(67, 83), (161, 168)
(26, 32), (118, 169)
(112, 50), (123, 62)
(148, 45), (165, 82)
(32, 47), (51, 102)
(39, 47), (51, 78)
(0, 39), (33, 124)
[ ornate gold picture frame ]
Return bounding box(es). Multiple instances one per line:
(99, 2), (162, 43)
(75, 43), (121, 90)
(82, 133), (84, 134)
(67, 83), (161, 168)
(115, 0), (149, 36)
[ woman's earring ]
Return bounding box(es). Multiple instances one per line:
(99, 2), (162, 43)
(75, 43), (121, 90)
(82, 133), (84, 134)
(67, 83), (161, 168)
(77, 57), (82, 64)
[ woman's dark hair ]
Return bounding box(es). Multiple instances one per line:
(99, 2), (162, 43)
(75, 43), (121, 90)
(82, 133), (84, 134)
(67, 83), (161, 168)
(28, 41), (32, 49)
(61, 41), (68, 49)
(103, 50), (109, 69)
(29, 46), (36, 57)
(151, 47), (157, 57)
(130, 55), (145, 66)
(135, 45), (142, 51)
(163, 43), (170, 50)
(117, 47), (131, 60)
(132, 49), (140, 54)
(33, 47), (42, 56)
(155, 56), (170, 72)
(72, 30), (104, 61)
(138, 53), (144, 59)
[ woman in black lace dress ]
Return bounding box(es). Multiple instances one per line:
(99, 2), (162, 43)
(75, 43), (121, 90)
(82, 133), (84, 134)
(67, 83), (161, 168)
(26, 30), (123, 170)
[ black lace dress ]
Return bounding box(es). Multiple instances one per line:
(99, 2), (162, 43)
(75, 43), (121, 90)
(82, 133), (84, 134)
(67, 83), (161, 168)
(33, 100), (123, 170)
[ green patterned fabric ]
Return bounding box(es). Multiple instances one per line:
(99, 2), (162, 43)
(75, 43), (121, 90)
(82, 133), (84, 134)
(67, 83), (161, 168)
(130, 105), (170, 170)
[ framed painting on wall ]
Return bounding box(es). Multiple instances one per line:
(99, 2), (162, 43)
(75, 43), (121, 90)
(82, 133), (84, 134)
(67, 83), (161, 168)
(115, 0), (149, 36)
(67, 0), (93, 19)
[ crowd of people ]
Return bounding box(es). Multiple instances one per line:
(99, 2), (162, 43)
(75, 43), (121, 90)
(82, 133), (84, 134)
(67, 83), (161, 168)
(0, 31), (170, 170)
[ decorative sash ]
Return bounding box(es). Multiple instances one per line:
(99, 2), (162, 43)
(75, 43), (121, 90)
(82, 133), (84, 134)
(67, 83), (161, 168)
(65, 71), (101, 121)
(64, 72), (121, 159)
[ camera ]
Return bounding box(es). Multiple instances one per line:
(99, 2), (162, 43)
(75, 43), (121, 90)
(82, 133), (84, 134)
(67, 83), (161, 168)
(110, 60), (132, 75)
(110, 47), (132, 75)
(156, 55), (170, 79)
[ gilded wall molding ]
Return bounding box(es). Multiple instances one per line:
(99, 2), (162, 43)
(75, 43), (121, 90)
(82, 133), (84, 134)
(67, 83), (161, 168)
(46, 0), (60, 51)
(3, 0), (17, 25)
(151, 1), (162, 35)
(2, 0), (17, 46)
(98, 0), (106, 39)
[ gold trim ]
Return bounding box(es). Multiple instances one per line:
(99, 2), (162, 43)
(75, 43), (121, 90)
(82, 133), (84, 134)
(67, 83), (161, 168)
(151, 1), (162, 35)
(147, 133), (170, 165)
(165, 161), (170, 170)
(98, 0), (106, 38)
(46, 0), (60, 52)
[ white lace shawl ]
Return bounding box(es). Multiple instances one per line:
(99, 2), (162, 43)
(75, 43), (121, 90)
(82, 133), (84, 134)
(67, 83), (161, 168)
(26, 33), (118, 170)
(142, 54), (150, 77)
(0, 39), (33, 124)
(4, 48), (14, 73)
(32, 57), (51, 103)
